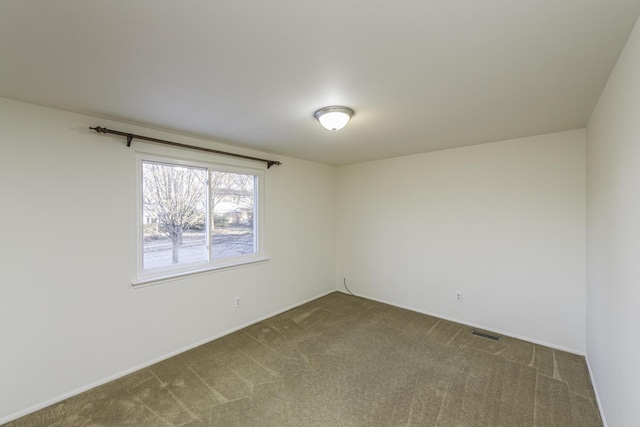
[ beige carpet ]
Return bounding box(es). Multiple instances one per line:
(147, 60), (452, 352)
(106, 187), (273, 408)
(6, 292), (602, 426)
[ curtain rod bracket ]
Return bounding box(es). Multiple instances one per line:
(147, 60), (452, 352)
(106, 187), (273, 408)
(89, 126), (281, 169)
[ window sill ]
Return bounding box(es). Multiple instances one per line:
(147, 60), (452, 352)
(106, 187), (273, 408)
(132, 256), (270, 288)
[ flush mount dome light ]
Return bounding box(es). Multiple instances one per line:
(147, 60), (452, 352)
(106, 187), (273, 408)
(314, 106), (354, 131)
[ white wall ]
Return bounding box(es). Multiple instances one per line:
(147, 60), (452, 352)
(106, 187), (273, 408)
(0, 98), (336, 422)
(586, 16), (640, 427)
(336, 130), (586, 352)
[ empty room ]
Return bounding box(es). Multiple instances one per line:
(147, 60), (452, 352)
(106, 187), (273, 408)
(1, 1), (639, 426)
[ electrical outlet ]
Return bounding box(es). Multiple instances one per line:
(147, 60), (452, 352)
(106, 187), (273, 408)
(456, 291), (463, 302)
(235, 297), (241, 308)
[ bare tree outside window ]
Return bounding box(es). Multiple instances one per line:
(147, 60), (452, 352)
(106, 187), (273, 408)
(142, 162), (207, 268)
(139, 158), (261, 278)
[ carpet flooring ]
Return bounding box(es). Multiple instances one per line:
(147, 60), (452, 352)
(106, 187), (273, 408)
(6, 292), (602, 426)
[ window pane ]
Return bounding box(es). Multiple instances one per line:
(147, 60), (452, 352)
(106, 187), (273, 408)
(142, 162), (207, 270)
(210, 171), (256, 259)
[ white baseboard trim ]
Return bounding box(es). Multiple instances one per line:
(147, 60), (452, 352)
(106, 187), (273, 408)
(337, 289), (585, 356)
(0, 289), (336, 425)
(584, 355), (608, 427)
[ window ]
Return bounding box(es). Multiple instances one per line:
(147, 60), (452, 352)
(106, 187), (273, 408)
(136, 156), (265, 284)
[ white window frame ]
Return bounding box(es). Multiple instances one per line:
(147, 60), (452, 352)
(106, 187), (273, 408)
(133, 153), (267, 286)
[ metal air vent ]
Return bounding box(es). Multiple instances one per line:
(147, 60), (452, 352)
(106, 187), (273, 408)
(471, 330), (502, 342)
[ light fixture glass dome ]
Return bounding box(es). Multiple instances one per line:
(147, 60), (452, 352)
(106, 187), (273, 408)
(315, 106), (354, 131)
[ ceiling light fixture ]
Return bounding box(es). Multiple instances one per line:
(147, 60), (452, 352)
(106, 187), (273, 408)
(314, 106), (354, 131)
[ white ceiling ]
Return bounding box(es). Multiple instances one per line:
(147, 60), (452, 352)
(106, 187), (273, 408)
(1, 1), (639, 165)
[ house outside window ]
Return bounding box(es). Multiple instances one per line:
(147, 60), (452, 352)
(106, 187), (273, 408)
(136, 155), (266, 284)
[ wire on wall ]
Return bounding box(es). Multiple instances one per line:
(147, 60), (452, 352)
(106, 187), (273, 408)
(343, 278), (356, 297)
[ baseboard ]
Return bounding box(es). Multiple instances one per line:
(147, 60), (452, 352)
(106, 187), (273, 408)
(0, 288), (336, 425)
(584, 355), (608, 427)
(336, 289), (585, 356)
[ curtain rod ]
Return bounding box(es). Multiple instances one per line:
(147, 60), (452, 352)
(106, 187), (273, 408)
(89, 126), (282, 169)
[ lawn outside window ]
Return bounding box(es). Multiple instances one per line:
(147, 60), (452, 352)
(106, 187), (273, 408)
(134, 155), (266, 285)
